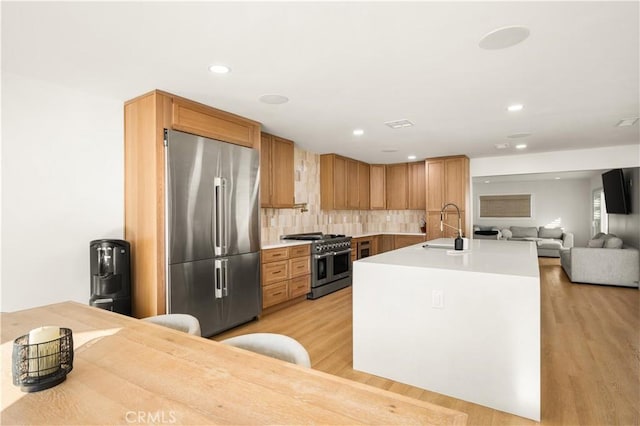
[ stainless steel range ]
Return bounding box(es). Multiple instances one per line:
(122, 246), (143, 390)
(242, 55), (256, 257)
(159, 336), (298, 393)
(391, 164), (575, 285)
(280, 233), (352, 299)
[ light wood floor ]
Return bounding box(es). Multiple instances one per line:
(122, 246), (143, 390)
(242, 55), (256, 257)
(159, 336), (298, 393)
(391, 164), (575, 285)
(215, 258), (640, 425)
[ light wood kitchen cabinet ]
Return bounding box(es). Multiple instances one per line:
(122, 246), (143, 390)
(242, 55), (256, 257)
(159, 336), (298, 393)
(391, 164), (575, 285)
(320, 154), (361, 210)
(425, 155), (469, 239)
(379, 235), (394, 253)
(386, 163), (408, 210)
(347, 159), (360, 209)
(124, 90), (260, 318)
(260, 245), (311, 310)
(172, 97), (260, 149)
(369, 165), (386, 209)
(394, 234), (427, 249)
(408, 161), (426, 209)
(260, 132), (294, 208)
(426, 211), (466, 239)
(358, 162), (370, 210)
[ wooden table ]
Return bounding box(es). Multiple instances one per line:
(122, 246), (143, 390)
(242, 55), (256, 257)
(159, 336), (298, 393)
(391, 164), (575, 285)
(1, 302), (467, 425)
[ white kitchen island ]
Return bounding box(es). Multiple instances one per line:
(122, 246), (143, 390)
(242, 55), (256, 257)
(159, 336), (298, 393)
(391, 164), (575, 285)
(353, 238), (540, 421)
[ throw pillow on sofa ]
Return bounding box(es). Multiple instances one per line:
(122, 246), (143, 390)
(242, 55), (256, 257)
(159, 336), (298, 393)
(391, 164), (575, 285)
(501, 228), (513, 239)
(538, 227), (563, 239)
(604, 237), (623, 249)
(510, 226), (538, 238)
(587, 238), (605, 248)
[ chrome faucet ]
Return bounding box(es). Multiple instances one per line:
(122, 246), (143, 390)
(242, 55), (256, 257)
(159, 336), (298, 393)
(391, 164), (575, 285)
(440, 203), (463, 237)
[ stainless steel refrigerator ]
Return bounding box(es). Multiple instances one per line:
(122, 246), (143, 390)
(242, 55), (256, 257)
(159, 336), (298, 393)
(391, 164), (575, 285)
(165, 129), (261, 337)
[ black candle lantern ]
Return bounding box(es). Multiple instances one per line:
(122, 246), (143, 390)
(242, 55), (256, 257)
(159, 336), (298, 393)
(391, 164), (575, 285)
(12, 328), (74, 392)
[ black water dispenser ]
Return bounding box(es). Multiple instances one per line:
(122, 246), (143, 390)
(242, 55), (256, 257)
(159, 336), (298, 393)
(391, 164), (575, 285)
(89, 239), (131, 315)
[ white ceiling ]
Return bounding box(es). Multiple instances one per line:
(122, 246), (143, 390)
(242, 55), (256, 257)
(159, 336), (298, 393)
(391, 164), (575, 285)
(2, 2), (639, 164)
(472, 169), (605, 184)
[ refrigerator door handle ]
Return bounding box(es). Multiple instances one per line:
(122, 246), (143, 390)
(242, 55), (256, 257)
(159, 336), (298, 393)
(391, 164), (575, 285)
(214, 259), (223, 299)
(221, 259), (229, 297)
(214, 177), (224, 256)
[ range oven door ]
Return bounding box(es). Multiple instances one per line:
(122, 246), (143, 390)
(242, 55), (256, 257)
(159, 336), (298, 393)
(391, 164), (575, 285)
(311, 252), (332, 288)
(330, 248), (352, 281)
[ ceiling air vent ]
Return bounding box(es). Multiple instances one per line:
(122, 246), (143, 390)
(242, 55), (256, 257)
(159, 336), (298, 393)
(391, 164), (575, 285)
(384, 119), (414, 129)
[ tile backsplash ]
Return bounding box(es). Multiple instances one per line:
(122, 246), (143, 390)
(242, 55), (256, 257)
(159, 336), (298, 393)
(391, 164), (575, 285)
(261, 147), (425, 243)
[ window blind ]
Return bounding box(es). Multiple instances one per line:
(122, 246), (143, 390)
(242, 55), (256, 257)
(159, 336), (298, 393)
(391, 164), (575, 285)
(480, 194), (531, 218)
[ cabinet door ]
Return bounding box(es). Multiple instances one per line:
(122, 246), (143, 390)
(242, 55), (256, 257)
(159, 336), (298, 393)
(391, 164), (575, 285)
(172, 97), (259, 148)
(386, 164), (408, 210)
(262, 282), (288, 308)
(333, 156), (348, 209)
(271, 137), (295, 208)
(369, 165), (386, 209)
(261, 261), (289, 285)
(358, 162), (370, 210)
(426, 211), (443, 240)
(425, 159), (444, 211)
(260, 133), (272, 207)
(394, 234), (426, 249)
(289, 256), (310, 278)
(408, 161), (426, 210)
(347, 159), (360, 209)
(444, 211), (466, 238)
(289, 275), (310, 299)
(371, 236), (379, 255)
(380, 235), (394, 253)
(444, 157), (466, 208)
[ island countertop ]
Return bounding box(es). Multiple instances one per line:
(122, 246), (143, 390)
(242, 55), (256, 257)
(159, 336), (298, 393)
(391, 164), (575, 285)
(358, 238), (539, 278)
(1, 302), (467, 425)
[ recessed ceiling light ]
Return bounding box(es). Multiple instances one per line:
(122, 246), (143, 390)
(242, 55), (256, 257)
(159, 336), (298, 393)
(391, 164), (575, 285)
(555, 177), (561, 180)
(495, 143), (510, 149)
(353, 129), (364, 136)
(507, 104), (524, 112)
(384, 119), (414, 129)
(484, 180), (491, 184)
(208, 64), (230, 74)
(507, 133), (531, 138)
(515, 143), (527, 149)
(616, 118), (639, 127)
(479, 26), (530, 50)
(259, 94), (289, 105)
(408, 155), (417, 160)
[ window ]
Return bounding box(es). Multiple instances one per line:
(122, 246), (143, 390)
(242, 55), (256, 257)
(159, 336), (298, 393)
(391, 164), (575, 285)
(592, 188), (608, 235)
(479, 194), (532, 218)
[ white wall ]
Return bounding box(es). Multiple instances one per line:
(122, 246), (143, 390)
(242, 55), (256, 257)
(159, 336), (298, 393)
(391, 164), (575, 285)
(1, 73), (124, 312)
(473, 178), (592, 247)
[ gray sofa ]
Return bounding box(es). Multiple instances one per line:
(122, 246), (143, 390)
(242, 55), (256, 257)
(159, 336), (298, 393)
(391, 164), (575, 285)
(474, 225), (574, 257)
(560, 233), (639, 288)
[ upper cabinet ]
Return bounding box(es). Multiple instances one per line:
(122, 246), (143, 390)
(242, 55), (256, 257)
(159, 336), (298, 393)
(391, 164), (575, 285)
(408, 161), (426, 210)
(369, 165), (386, 210)
(260, 132), (294, 208)
(358, 162), (370, 210)
(322, 158), (427, 211)
(124, 90), (261, 318)
(425, 155), (469, 238)
(347, 159), (360, 210)
(385, 163), (408, 210)
(321, 154), (362, 210)
(172, 97), (260, 148)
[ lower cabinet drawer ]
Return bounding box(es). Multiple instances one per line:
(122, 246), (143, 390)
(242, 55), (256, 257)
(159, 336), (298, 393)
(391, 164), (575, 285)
(262, 282), (288, 309)
(262, 260), (288, 285)
(289, 256), (310, 278)
(289, 275), (310, 299)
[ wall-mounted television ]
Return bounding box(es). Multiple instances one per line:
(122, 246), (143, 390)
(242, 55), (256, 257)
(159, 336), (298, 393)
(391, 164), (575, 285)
(602, 169), (630, 214)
